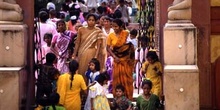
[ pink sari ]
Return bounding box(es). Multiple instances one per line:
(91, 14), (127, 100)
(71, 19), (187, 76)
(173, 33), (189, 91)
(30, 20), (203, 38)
(54, 31), (74, 73)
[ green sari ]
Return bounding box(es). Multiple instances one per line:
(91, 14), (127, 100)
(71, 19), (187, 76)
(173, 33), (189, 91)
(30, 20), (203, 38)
(136, 94), (160, 110)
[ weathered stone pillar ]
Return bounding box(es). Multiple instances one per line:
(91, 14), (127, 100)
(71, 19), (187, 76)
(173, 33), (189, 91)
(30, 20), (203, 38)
(0, 23), (27, 110)
(163, 23), (199, 110)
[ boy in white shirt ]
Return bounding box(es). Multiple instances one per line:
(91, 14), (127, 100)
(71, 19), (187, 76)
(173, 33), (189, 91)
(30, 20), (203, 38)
(127, 29), (138, 49)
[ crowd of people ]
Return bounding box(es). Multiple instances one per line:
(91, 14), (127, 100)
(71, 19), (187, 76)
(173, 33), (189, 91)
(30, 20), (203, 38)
(34, 0), (164, 110)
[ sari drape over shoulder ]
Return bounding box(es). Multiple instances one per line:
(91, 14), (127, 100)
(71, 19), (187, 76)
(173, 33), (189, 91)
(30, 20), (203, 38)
(75, 27), (106, 80)
(54, 31), (74, 74)
(136, 94), (160, 110)
(107, 30), (135, 100)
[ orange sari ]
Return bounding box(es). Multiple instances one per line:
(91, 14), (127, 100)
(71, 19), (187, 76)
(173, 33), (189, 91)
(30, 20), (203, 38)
(107, 30), (135, 100)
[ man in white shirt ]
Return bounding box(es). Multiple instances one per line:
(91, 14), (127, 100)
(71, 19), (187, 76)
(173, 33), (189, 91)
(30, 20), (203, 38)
(86, 0), (100, 10)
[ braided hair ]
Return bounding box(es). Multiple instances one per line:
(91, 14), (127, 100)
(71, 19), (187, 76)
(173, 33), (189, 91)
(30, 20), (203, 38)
(69, 60), (79, 89)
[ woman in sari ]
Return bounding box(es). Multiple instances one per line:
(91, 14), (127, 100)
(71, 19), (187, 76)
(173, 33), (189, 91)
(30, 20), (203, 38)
(51, 20), (75, 74)
(107, 18), (135, 100)
(72, 13), (106, 81)
(57, 60), (87, 110)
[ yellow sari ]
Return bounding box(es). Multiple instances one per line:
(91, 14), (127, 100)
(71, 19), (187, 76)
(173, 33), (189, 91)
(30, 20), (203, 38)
(57, 73), (87, 110)
(107, 30), (135, 100)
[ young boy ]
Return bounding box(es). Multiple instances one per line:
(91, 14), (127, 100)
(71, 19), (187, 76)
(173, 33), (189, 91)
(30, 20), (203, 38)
(36, 53), (60, 106)
(111, 84), (133, 110)
(127, 29), (138, 49)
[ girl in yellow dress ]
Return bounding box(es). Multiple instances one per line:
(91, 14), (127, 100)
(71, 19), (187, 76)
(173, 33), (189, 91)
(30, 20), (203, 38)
(57, 60), (87, 110)
(141, 51), (162, 98)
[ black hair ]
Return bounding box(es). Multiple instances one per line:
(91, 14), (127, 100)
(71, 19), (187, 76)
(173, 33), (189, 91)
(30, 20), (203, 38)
(103, 16), (112, 22)
(141, 79), (153, 89)
(78, 0), (83, 3)
(112, 18), (124, 27)
(83, 12), (89, 19)
(119, 0), (125, 3)
(96, 71), (110, 85)
(130, 29), (138, 36)
(56, 19), (66, 30)
(115, 84), (125, 92)
(39, 11), (49, 23)
(70, 4), (81, 12)
(113, 9), (122, 19)
(61, 3), (69, 12)
(97, 6), (104, 14)
(69, 60), (79, 89)
(146, 51), (159, 62)
(59, 13), (65, 19)
(44, 33), (53, 40)
(69, 9), (80, 17)
(86, 13), (98, 21)
(49, 9), (57, 17)
(46, 53), (56, 64)
(90, 58), (101, 71)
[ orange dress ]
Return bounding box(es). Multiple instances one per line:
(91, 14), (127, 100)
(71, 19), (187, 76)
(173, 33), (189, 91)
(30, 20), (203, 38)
(107, 30), (135, 100)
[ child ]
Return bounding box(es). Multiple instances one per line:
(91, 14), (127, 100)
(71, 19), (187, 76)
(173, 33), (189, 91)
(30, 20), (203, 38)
(135, 36), (148, 91)
(57, 60), (87, 110)
(136, 80), (161, 110)
(85, 58), (101, 86)
(36, 53), (60, 106)
(84, 72), (111, 110)
(111, 84), (133, 110)
(41, 33), (58, 64)
(127, 29), (138, 49)
(141, 50), (162, 98)
(43, 92), (66, 110)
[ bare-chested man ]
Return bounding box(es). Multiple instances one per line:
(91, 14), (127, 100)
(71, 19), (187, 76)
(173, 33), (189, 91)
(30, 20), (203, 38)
(0, 0), (23, 22)
(168, 0), (191, 21)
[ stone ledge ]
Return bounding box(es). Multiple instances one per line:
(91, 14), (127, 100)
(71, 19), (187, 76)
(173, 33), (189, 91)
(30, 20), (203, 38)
(164, 65), (199, 73)
(0, 21), (23, 25)
(0, 24), (27, 31)
(164, 23), (196, 29)
(0, 67), (23, 71)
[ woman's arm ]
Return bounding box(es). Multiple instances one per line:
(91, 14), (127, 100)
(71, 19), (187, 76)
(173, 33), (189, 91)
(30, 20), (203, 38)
(106, 45), (120, 63)
(91, 98), (94, 110)
(94, 34), (102, 58)
(72, 27), (82, 59)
